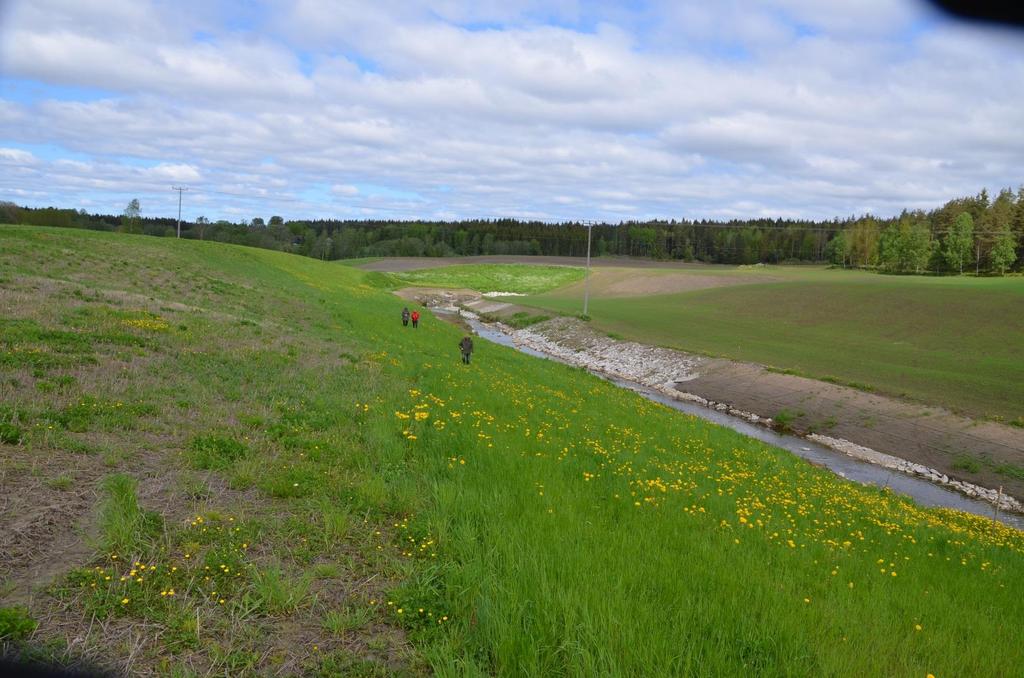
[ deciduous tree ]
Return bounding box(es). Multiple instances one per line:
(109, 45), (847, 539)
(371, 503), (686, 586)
(121, 199), (142, 234)
(879, 216), (933, 273)
(825, 232), (849, 267)
(943, 211), (974, 274)
(990, 227), (1018, 275)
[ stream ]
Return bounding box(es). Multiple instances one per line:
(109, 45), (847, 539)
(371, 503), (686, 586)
(459, 315), (1024, 530)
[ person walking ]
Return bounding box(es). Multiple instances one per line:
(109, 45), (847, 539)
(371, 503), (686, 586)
(411, 310), (420, 328)
(401, 307), (410, 327)
(459, 335), (473, 364)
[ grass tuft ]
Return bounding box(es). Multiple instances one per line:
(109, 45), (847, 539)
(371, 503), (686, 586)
(46, 475), (74, 491)
(98, 474), (162, 556)
(952, 456), (981, 473)
(0, 606), (38, 641)
(0, 422), (22, 445)
(322, 606), (374, 635)
(187, 435), (248, 470)
(252, 566), (310, 615)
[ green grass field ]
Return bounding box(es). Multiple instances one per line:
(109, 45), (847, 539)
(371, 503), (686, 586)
(515, 266), (1024, 421)
(388, 263), (584, 295)
(2, 227), (1023, 676)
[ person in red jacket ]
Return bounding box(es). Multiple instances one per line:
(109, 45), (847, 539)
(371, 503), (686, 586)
(410, 309), (420, 328)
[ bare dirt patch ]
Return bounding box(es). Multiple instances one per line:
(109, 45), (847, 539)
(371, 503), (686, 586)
(0, 445), (99, 606)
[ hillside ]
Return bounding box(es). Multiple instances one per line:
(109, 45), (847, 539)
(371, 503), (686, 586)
(1, 226), (1023, 676)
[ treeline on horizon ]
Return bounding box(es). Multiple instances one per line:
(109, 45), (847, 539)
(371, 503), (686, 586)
(2, 187), (1022, 275)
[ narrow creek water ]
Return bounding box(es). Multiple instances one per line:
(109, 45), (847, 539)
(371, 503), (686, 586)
(459, 315), (1024, 530)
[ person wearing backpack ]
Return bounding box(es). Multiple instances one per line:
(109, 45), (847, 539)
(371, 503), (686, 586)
(411, 310), (420, 328)
(401, 307), (410, 327)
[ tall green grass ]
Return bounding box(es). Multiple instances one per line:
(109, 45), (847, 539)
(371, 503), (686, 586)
(98, 474), (163, 557)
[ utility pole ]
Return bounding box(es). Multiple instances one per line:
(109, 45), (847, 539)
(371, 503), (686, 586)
(582, 220), (595, 318)
(172, 186), (188, 238)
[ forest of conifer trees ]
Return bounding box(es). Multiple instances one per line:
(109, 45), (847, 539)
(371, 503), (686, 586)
(3, 187), (1021, 275)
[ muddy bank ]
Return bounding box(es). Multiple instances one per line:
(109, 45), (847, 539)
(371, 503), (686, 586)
(495, 316), (1024, 514)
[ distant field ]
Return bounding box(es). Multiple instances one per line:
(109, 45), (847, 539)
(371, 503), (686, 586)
(336, 256), (382, 266)
(388, 263), (584, 294)
(520, 266), (1024, 421)
(3, 228), (1023, 676)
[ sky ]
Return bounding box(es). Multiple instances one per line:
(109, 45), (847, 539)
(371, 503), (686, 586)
(0, 0), (1022, 223)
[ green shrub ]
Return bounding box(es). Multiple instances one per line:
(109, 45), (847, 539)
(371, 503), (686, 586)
(187, 435), (248, 470)
(0, 606), (38, 640)
(994, 463), (1024, 480)
(772, 409), (798, 433)
(0, 423), (22, 445)
(952, 456), (981, 473)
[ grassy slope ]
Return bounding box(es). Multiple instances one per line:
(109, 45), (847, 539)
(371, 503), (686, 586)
(388, 263), (584, 295)
(1, 228), (1023, 677)
(521, 267), (1024, 421)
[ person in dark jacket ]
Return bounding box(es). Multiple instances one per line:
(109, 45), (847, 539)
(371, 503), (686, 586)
(459, 336), (473, 364)
(411, 310), (420, 328)
(401, 307), (410, 326)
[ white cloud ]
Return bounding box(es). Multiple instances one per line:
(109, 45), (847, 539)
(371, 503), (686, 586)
(0, 0), (1022, 221)
(0, 148), (37, 164)
(145, 163), (202, 182)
